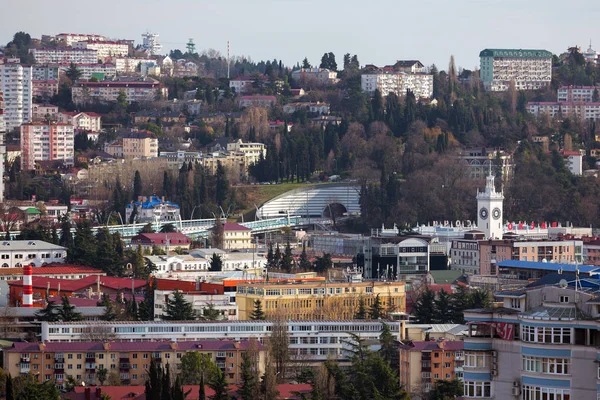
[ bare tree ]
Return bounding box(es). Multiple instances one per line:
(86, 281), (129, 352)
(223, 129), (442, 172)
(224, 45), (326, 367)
(269, 316), (290, 382)
(0, 205), (24, 237)
(0, 306), (17, 338)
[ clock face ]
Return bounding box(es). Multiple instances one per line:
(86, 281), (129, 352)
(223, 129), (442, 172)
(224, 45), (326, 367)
(492, 207), (501, 220)
(479, 207), (489, 220)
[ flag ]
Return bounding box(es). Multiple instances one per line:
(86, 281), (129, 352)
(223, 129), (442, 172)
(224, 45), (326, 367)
(493, 322), (514, 341)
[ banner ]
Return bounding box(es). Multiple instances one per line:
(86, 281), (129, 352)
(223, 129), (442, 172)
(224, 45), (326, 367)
(493, 322), (514, 341)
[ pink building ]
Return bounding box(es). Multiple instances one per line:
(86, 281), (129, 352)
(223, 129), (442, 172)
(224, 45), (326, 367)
(20, 122), (74, 170)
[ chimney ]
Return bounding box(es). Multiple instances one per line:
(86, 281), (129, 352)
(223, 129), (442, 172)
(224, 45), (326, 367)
(84, 387), (91, 400)
(22, 264), (33, 307)
(95, 387), (101, 399)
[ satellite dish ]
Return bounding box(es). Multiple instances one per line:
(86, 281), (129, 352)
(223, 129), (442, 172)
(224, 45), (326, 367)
(558, 279), (568, 289)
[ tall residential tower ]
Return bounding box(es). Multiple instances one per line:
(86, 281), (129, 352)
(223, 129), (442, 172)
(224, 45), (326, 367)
(479, 49), (552, 92)
(0, 61), (33, 130)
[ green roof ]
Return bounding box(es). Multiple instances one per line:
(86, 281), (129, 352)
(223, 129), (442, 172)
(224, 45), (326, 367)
(430, 270), (463, 284)
(479, 49), (552, 59)
(24, 207), (41, 214)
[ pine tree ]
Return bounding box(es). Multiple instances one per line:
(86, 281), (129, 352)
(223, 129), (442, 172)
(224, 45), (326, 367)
(138, 281), (155, 321)
(249, 300), (265, 320)
(35, 299), (61, 321)
(379, 323), (399, 371)
(59, 216), (74, 249)
(95, 227), (122, 276)
(434, 288), (452, 323)
(266, 243), (275, 268)
(161, 363), (171, 400)
(59, 295), (83, 321)
(355, 296), (367, 319)
(133, 170), (143, 200)
(237, 353), (259, 400)
(369, 294), (384, 319)
(145, 360), (163, 400)
(130, 245), (147, 279)
(449, 284), (470, 323)
(100, 293), (117, 321)
(281, 241), (293, 272)
(164, 291), (195, 320)
(6, 373), (14, 400)
(298, 242), (311, 270)
(413, 288), (436, 324)
(68, 221), (97, 266)
(199, 303), (221, 320)
(209, 253), (223, 271)
(208, 368), (230, 400)
(199, 374), (206, 400)
(273, 245), (282, 270)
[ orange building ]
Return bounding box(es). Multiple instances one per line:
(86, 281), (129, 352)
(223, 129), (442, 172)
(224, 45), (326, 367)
(399, 340), (464, 398)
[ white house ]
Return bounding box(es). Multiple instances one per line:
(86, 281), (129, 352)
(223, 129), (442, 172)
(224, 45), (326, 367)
(0, 240), (67, 268)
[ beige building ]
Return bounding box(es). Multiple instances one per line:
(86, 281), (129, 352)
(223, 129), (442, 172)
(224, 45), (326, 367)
(202, 152), (248, 180)
(226, 139), (266, 165)
(236, 280), (406, 320)
(73, 40), (129, 62)
(121, 131), (158, 159)
(58, 111), (102, 132)
(291, 68), (339, 85)
(31, 103), (59, 121)
(71, 77), (166, 105)
(219, 222), (253, 250)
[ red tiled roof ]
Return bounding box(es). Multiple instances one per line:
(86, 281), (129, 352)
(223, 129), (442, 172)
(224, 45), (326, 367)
(221, 222), (251, 231)
(8, 275), (146, 291)
(401, 341), (464, 351)
(0, 264), (104, 276)
(132, 232), (191, 245)
(240, 95), (277, 101)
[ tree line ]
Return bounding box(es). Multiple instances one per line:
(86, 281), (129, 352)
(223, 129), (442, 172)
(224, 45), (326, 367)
(412, 285), (491, 325)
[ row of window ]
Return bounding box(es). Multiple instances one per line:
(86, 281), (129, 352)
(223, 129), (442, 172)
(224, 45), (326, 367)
(522, 356), (569, 375)
(521, 385), (570, 400)
(521, 325), (571, 344)
(464, 381), (491, 398)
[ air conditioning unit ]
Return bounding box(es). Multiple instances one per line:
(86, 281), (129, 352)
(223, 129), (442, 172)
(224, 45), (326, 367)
(491, 369), (498, 376)
(513, 381), (521, 387)
(512, 387), (521, 396)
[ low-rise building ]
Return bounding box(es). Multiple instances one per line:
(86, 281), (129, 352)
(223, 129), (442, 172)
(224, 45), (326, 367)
(32, 80), (59, 99)
(72, 77), (166, 105)
(58, 111), (102, 132)
(236, 280), (406, 320)
(125, 195), (180, 224)
(121, 130), (158, 159)
(283, 101), (330, 115)
(20, 122), (74, 170)
(55, 33), (107, 46)
(214, 223), (253, 250)
(113, 57), (155, 73)
(449, 231), (485, 275)
(562, 150), (583, 175)
(159, 150), (202, 169)
(58, 63), (117, 80)
(132, 110), (185, 125)
(238, 95), (277, 108)
(557, 85), (600, 102)
(229, 75), (255, 94)
(0, 264), (105, 282)
(399, 340), (464, 398)
(73, 40), (129, 62)
(154, 289), (237, 320)
(131, 232), (191, 252)
(0, 240), (66, 268)
(528, 101), (600, 121)
(31, 103), (59, 121)
(291, 68), (339, 85)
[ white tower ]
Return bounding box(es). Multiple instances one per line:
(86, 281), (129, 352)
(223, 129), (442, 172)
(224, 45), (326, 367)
(476, 157), (504, 239)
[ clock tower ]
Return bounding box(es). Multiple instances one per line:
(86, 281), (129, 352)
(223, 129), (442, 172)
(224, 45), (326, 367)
(476, 159), (504, 239)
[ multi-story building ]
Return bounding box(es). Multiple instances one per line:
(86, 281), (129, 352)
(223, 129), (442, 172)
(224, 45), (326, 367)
(557, 85), (600, 102)
(32, 65), (60, 81)
(283, 102), (331, 115)
(20, 122), (74, 170)
(58, 63), (117, 80)
(55, 33), (107, 47)
(368, 237), (431, 280)
(125, 196), (180, 224)
(361, 71), (433, 99)
(131, 232), (191, 252)
(458, 148), (514, 182)
(0, 240), (66, 268)
(229, 75), (255, 94)
(479, 48), (552, 91)
(399, 340), (464, 398)
(148, 249), (267, 276)
(113, 57), (155, 74)
(3, 339), (263, 387)
(72, 77), (166, 105)
(236, 280), (406, 320)
(73, 41), (128, 62)
(449, 231), (485, 275)
(238, 95), (277, 108)
(122, 130), (158, 159)
(202, 152), (248, 180)
(0, 62), (33, 131)
(212, 222), (253, 250)
(584, 238), (600, 266)
(154, 289), (237, 320)
(463, 284), (600, 400)
(159, 150), (202, 169)
(41, 320), (401, 366)
(31, 79), (59, 99)
(30, 48), (98, 64)
(226, 139), (266, 165)
(58, 111), (102, 132)
(103, 140), (123, 158)
(141, 31), (162, 56)
(290, 68), (339, 85)
(562, 151), (583, 175)
(31, 103), (59, 121)
(528, 101), (600, 121)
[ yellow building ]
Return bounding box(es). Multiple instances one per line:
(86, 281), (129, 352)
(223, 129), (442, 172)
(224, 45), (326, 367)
(226, 139), (266, 165)
(202, 152), (248, 180)
(3, 339), (264, 387)
(220, 222), (253, 250)
(122, 130), (158, 159)
(236, 280), (406, 320)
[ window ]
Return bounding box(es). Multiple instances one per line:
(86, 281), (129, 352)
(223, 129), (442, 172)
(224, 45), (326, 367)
(559, 296), (570, 303)
(522, 356), (569, 375)
(465, 352), (489, 368)
(521, 385), (570, 400)
(463, 381), (491, 398)
(521, 325), (571, 344)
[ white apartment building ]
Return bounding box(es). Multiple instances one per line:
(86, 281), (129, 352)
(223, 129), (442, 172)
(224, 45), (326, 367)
(0, 240), (67, 268)
(479, 48), (552, 91)
(55, 33), (107, 47)
(71, 77), (166, 105)
(147, 250), (267, 276)
(32, 65), (60, 81)
(159, 150), (202, 169)
(290, 68), (339, 85)
(142, 32), (162, 56)
(361, 72), (433, 99)
(562, 151), (583, 175)
(20, 122), (75, 170)
(58, 111), (102, 132)
(113, 57), (155, 73)
(229, 76), (254, 93)
(226, 139), (266, 165)
(57, 63), (117, 80)
(30, 48), (98, 64)
(557, 86), (600, 102)
(528, 102), (600, 121)
(73, 41), (129, 62)
(0, 62), (32, 131)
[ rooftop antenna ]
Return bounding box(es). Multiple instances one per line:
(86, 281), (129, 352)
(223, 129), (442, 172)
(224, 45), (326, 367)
(227, 40), (230, 79)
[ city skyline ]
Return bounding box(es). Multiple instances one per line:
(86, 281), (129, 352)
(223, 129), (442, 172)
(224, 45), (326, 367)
(1, 0), (599, 70)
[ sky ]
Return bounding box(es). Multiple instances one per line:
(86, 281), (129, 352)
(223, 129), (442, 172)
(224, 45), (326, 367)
(2, 0), (599, 71)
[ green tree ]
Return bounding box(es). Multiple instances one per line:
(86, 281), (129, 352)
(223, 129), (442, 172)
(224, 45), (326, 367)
(379, 323), (399, 371)
(100, 293), (117, 321)
(249, 300), (266, 320)
(163, 291), (195, 320)
(35, 299), (60, 321)
(209, 253), (223, 272)
(200, 303), (221, 320)
(6, 373), (14, 400)
(138, 281), (155, 321)
(97, 366), (108, 385)
(129, 245), (147, 279)
(314, 253), (332, 273)
(355, 296), (367, 319)
(65, 63), (82, 81)
(449, 285), (470, 323)
(301, 57), (311, 69)
(139, 223), (155, 234)
(179, 352), (218, 385)
(199, 375), (206, 400)
(429, 379), (464, 400)
(369, 294), (384, 319)
(68, 221), (97, 266)
(237, 353), (259, 400)
(413, 287), (436, 324)
(145, 359), (163, 400)
(469, 289), (491, 309)
(159, 223), (176, 233)
(133, 170), (143, 200)
(208, 368), (230, 400)
(281, 240), (293, 272)
(434, 289), (452, 324)
(95, 228), (123, 276)
(298, 242), (311, 270)
(215, 162), (229, 207)
(59, 295), (83, 321)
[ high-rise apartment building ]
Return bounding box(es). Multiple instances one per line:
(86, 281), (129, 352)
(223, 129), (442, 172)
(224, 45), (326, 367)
(20, 122), (74, 170)
(479, 49), (552, 91)
(0, 90), (6, 202)
(0, 62), (33, 131)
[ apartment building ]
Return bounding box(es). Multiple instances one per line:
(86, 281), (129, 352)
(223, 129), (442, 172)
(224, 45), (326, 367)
(283, 102), (331, 115)
(361, 71), (433, 99)
(202, 152), (248, 180)
(58, 111), (102, 132)
(131, 232), (191, 252)
(290, 68), (339, 85)
(121, 130), (158, 158)
(72, 77), (166, 105)
(73, 41), (128, 62)
(159, 150), (202, 169)
(236, 280), (406, 320)
(557, 85), (600, 102)
(30, 48), (98, 64)
(32, 79), (59, 99)
(0, 240), (66, 268)
(479, 239), (583, 275)
(3, 340), (263, 387)
(31, 103), (59, 121)
(463, 284), (600, 399)
(449, 231), (485, 275)
(399, 340), (464, 398)
(147, 249), (267, 276)
(229, 75), (255, 93)
(584, 238), (600, 266)
(55, 33), (107, 46)
(20, 122), (74, 170)
(41, 320), (401, 365)
(58, 63), (117, 80)
(238, 95), (277, 108)
(226, 139), (266, 165)
(0, 62), (33, 130)
(217, 222), (252, 250)
(479, 48), (552, 91)
(528, 101), (600, 121)
(113, 57), (155, 73)
(32, 65), (60, 81)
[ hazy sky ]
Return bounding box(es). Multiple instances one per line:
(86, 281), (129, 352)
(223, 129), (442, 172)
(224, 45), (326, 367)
(2, 0), (599, 70)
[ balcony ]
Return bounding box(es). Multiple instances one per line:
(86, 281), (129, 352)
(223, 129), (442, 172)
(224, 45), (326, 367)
(120, 363), (131, 370)
(85, 363), (96, 370)
(19, 363), (30, 373)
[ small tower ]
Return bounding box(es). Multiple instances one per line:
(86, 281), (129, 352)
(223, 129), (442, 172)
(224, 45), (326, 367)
(476, 155), (504, 239)
(186, 38), (195, 54)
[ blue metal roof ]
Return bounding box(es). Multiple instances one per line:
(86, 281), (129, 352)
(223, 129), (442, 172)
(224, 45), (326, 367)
(498, 260), (600, 274)
(126, 196), (180, 209)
